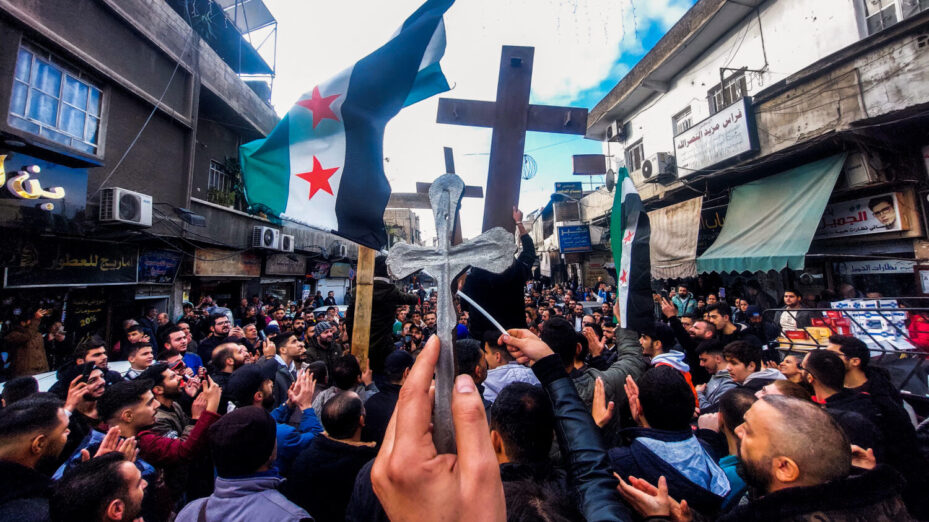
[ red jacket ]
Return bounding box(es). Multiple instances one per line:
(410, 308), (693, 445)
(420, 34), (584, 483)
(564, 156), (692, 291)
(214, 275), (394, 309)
(137, 411), (220, 467)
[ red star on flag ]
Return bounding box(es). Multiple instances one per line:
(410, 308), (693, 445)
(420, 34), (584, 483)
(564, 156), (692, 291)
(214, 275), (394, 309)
(619, 269), (628, 285)
(623, 230), (635, 244)
(296, 86), (340, 128)
(296, 157), (339, 200)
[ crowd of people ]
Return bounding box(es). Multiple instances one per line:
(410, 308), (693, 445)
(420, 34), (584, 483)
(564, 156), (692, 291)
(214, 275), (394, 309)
(2, 215), (929, 521)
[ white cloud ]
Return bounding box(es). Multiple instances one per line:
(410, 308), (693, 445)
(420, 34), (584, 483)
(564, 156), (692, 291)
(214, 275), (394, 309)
(261, 0), (690, 242)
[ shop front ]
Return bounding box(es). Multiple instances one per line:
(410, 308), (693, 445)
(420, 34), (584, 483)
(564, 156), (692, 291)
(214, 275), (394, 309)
(261, 253), (306, 305)
(188, 247), (261, 306)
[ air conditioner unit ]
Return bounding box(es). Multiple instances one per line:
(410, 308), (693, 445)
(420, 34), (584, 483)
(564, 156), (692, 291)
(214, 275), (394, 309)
(251, 226), (280, 250)
(842, 152), (884, 188)
(330, 243), (348, 258)
(280, 234), (295, 252)
(99, 187), (152, 227)
(605, 120), (626, 142)
(641, 153), (676, 184)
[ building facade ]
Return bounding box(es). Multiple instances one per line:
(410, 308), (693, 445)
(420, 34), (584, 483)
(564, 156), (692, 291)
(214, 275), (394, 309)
(581, 0), (929, 300)
(0, 0), (357, 354)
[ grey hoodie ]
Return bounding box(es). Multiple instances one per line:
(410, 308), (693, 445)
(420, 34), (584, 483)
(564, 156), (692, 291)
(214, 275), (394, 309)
(176, 474), (309, 522)
(697, 369), (737, 413)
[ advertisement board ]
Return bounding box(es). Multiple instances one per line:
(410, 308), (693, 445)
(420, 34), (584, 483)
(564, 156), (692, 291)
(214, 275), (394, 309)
(815, 192), (905, 239)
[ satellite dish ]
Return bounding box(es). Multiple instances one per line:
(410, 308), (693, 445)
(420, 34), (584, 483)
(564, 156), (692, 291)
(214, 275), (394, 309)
(605, 169), (615, 192)
(522, 154), (537, 180)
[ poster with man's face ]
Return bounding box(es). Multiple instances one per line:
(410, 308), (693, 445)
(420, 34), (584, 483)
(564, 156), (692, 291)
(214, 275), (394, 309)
(815, 192), (903, 239)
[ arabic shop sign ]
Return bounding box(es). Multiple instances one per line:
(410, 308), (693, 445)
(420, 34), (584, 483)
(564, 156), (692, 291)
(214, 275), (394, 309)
(4, 241), (138, 288)
(0, 152), (88, 233)
(138, 250), (183, 284)
(555, 182), (583, 198)
(557, 225), (592, 253)
(266, 253), (306, 276)
(815, 192), (905, 239)
(835, 259), (915, 275)
(193, 248), (261, 277)
(674, 97), (758, 176)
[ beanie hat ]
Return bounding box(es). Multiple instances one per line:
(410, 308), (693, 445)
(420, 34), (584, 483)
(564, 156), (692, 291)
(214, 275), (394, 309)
(209, 406), (277, 477)
(314, 321), (333, 336)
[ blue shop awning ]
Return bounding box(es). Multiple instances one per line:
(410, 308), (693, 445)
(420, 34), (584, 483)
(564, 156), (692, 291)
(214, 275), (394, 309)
(696, 153), (846, 274)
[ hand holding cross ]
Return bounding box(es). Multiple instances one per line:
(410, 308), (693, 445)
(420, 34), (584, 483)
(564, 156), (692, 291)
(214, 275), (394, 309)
(387, 173), (515, 453)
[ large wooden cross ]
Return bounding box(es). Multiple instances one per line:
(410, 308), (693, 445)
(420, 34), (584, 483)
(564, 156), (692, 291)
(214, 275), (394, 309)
(386, 147), (481, 245)
(436, 46), (589, 233)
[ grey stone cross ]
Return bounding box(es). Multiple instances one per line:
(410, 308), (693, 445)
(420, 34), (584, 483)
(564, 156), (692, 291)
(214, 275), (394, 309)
(387, 173), (515, 454)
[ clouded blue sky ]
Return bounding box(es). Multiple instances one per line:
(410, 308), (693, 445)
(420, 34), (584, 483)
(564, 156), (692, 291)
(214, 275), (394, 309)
(257, 0), (696, 242)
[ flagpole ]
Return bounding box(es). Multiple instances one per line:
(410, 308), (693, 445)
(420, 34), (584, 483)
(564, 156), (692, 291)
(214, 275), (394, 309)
(350, 245), (376, 368)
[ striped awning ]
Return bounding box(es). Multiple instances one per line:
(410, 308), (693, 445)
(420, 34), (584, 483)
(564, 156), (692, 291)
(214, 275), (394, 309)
(647, 197), (703, 280)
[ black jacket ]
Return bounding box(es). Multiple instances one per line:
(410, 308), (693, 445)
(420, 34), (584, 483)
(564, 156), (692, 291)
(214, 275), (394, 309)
(717, 465), (912, 521)
(285, 435), (378, 522)
(461, 234), (535, 342)
(346, 459), (388, 522)
(825, 388), (929, 518)
(361, 382), (400, 447)
(345, 280), (419, 374)
(0, 460), (51, 522)
(531, 354), (633, 521)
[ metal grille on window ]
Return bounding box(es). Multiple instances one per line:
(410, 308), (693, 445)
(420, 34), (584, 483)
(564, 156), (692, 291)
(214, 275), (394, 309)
(673, 107), (693, 135)
(709, 73), (747, 114)
(208, 160), (235, 206)
(8, 45), (102, 154)
(626, 141), (644, 173)
(865, 0), (898, 34)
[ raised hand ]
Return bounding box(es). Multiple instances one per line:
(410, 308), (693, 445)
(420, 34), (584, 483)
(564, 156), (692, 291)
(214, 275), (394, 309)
(64, 375), (89, 413)
(616, 474), (692, 522)
(191, 390), (208, 420)
(660, 297), (677, 319)
(201, 376), (222, 413)
(592, 377), (614, 428)
(371, 335), (505, 522)
(625, 375), (641, 423)
(850, 445), (876, 470)
(498, 329), (553, 366)
(583, 327), (605, 358)
(361, 359), (374, 387)
(288, 370), (316, 411)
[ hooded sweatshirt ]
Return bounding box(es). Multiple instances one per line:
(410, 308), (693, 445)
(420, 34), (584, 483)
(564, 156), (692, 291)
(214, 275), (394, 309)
(740, 368), (786, 391)
(697, 368), (737, 414)
(176, 473), (309, 522)
(652, 350), (698, 408)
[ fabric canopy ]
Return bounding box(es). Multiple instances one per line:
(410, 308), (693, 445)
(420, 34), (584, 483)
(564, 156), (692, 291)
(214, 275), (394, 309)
(697, 153), (847, 274)
(647, 197), (703, 279)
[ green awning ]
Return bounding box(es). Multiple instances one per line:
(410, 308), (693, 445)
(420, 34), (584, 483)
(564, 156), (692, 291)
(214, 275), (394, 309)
(697, 153), (846, 274)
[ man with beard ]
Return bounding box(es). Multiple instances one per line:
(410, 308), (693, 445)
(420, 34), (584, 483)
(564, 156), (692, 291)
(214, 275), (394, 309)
(306, 321), (341, 372)
(660, 298), (715, 384)
(50, 452), (146, 522)
(618, 395), (912, 521)
(139, 363), (202, 439)
(57, 363), (108, 467)
(97, 378), (221, 471)
(0, 396), (70, 521)
(197, 314), (245, 364)
(225, 365), (323, 474)
(293, 316), (308, 342)
(159, 325), (198, 374)
(268, 332), (306, 408)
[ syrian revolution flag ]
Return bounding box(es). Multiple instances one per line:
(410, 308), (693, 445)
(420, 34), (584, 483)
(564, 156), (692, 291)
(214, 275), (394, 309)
(610, 167), (653, 333)
(240, 0), (454, 249)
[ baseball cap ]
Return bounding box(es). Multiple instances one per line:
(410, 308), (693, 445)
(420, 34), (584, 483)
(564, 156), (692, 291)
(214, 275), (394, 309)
(225, 362), (278, 407)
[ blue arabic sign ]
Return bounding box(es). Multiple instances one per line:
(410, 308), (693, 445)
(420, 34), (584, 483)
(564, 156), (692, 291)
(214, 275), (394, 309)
(558, 225), (592, 253)
(138, 250), (183, 284)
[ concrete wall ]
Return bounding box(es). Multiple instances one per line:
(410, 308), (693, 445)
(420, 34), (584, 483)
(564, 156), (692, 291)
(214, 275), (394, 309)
(603, 0), (864, 200)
